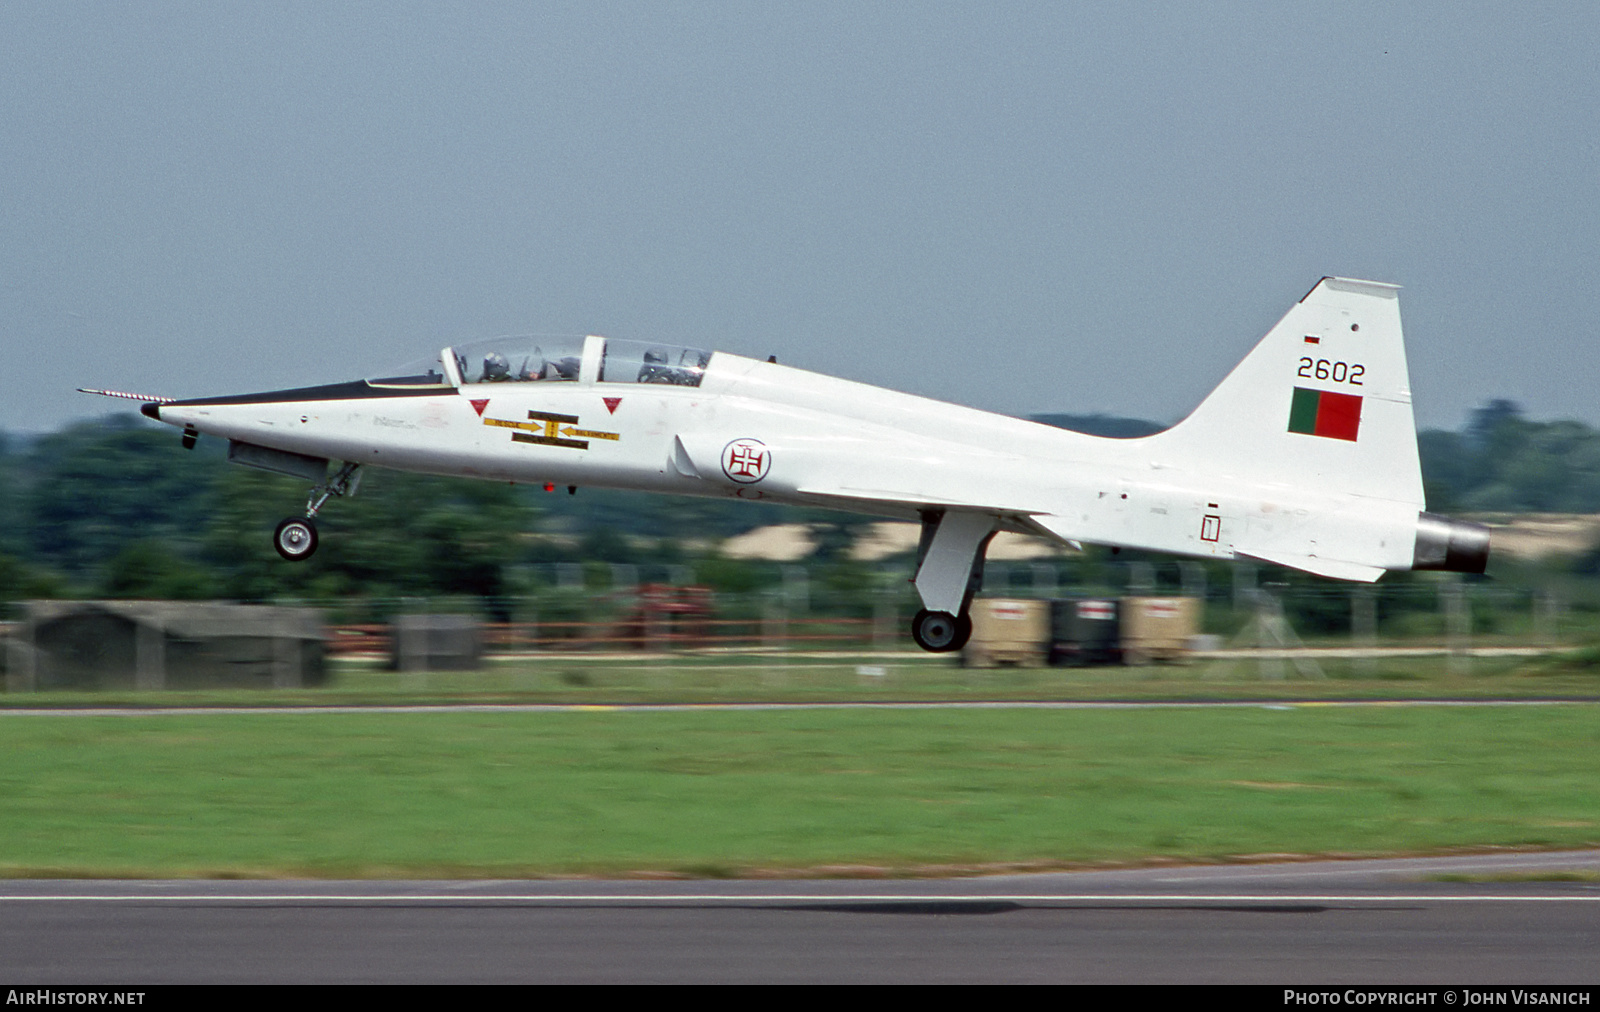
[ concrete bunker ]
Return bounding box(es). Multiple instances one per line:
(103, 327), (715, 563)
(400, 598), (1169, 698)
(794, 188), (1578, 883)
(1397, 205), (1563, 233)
(5, 601), (327, 691)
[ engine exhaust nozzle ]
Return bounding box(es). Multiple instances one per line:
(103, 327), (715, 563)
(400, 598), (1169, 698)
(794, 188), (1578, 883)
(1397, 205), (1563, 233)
(1413, 512), (1490, 575)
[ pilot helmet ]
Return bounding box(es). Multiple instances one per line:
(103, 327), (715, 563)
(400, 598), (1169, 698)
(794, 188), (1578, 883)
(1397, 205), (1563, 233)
(483, 352), (510, 380)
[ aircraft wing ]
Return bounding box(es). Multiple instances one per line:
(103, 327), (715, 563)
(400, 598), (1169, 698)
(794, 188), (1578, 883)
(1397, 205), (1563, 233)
(795, 483), (1034, 513)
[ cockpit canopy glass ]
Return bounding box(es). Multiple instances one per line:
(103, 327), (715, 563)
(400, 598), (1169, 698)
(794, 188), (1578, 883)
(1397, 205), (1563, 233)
(452, 336), (584, 384)
(368, 353), (448, 387)
(372, 335), (713, 388)
(600, 339), (711, 387)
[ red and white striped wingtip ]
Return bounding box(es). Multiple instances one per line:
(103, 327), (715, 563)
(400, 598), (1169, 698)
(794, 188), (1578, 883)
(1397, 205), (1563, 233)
(77, 388), (178, 404)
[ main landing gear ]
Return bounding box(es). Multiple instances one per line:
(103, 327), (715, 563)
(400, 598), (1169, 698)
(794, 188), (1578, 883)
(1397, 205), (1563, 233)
(273, 462), (361, 562)
(907, 509), (997, 654)
(911, 609), (972, 653)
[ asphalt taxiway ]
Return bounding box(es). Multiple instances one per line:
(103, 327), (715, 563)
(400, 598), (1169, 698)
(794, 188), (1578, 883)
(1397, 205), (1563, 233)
(3, 851), (1598, 983)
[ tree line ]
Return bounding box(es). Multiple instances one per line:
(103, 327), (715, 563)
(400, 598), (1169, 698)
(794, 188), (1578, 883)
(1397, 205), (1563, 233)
(1, 401), (1597, 606)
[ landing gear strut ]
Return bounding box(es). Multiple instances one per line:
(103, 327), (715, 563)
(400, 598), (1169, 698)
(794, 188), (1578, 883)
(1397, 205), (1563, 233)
(273, 462), (360, 562)
(911, 609), (972, 653)
(907, 509), (997, 654)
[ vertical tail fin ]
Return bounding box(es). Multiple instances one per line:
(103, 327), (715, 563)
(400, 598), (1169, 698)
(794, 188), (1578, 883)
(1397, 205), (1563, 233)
(1151, 277), (1424, 507)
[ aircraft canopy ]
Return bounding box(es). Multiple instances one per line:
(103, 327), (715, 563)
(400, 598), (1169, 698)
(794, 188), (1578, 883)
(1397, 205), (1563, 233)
(367, 353), (448, 387)
(372, 335), (713, 388)
(452, 336), (584, 384)
(598, 338), (710, 387)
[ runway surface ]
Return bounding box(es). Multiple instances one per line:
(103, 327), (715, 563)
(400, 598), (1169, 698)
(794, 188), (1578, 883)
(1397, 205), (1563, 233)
(4, 851), (1598, 983)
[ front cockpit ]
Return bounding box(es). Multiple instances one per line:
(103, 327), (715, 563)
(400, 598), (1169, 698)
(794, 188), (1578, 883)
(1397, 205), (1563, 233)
(369, 335), (714, 389)
(454, 336), (585, 384)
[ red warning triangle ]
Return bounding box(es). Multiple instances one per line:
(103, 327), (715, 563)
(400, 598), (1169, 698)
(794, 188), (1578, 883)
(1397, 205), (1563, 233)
(469, 399), (489, 416)
(602, 397), (622, 414)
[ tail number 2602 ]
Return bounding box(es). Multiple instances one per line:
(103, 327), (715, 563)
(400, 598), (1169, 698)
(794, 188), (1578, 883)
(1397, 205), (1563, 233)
(1298, 358), (1364, 385)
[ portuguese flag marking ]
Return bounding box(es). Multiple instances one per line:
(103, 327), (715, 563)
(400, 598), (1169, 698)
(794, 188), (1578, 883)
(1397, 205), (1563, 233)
(1288, 387), (1362, 442)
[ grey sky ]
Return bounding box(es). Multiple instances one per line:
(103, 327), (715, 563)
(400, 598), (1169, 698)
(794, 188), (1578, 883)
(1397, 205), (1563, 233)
(3, 2), (1596, 435)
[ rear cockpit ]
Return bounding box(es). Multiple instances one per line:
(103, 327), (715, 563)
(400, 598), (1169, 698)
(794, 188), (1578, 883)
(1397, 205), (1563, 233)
(598, 338), (710, 387)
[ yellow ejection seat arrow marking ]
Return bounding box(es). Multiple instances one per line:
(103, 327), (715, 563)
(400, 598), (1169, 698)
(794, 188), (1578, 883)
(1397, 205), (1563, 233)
(483, 412), (619, 448)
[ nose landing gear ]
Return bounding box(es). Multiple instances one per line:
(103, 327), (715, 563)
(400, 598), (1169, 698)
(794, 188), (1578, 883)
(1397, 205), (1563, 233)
(274, 517), (319, 561)
(273, 462), (360, 562)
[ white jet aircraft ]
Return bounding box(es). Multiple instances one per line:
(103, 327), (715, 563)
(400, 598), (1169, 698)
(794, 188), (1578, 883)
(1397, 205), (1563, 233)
(83, 277), (1489, 652)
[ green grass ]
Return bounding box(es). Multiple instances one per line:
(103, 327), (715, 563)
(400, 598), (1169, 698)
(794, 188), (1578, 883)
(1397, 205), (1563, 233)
(1, 705), (1597, 878)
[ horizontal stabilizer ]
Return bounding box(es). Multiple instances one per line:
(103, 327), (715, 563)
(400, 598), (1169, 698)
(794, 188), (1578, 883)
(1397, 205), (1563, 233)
(1238, 547), (1384, 583)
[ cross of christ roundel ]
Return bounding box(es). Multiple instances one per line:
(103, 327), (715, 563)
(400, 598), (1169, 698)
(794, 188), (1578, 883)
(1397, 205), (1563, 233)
(720, 438), (771, 484)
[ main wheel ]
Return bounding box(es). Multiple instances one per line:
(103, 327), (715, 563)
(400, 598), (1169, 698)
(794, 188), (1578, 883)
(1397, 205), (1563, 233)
(912, 609), (971, 653)
(274, 517), (319, 561)
(951, 613), (973, 651)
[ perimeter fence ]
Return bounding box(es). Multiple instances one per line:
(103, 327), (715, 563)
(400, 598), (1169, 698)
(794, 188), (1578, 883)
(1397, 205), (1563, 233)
(314, 563), (1588, 657)
(2, 558), (1593, 675)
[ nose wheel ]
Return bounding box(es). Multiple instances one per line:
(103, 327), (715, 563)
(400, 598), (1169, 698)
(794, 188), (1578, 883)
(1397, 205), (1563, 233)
(911, 609), (972, 653)
(270, 462), (360, 562)
(274, 517), (319, 561)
